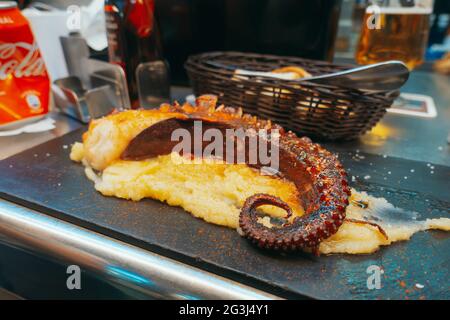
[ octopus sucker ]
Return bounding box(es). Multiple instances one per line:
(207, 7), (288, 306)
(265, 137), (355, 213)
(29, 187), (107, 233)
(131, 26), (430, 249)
(70, 95), (450, 255)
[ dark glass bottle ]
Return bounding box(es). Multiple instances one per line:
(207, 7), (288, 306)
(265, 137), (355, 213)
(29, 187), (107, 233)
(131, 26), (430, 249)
(105, 0), (163, 108)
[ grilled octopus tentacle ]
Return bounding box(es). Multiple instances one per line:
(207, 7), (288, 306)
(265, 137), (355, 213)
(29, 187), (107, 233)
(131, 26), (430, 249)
(239, 132), (350, 251)
(239, 160), (350, 252)
(239, 193), (347, 251)
(241, 194), (293, 224)
(121, 95), (351, 252)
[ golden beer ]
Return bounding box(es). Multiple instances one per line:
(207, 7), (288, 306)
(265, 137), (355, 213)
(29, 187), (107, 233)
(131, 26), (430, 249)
(355, 7), (431, 69)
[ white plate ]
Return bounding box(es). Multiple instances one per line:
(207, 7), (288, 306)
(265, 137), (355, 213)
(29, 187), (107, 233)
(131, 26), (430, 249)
(0, 114), (47, 131)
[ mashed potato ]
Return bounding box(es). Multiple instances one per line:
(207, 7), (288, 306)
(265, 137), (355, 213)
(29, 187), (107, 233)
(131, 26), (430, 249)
(71, 142), (449, 254)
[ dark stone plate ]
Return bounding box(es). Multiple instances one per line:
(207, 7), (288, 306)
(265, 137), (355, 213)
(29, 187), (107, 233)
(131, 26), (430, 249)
(0, 129), (448, 299)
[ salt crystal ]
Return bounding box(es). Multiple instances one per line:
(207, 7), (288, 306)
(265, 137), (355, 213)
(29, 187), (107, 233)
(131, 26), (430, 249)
(415, 283), (424, 289)
(410, 169), (415, 173)
(364, 175), (371, 180)
(404, 176), (408, 179)
(388, 171), (391, 175)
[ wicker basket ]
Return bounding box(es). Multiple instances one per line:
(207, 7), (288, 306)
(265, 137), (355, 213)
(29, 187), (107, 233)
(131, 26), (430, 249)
(185, 51), (399, 141)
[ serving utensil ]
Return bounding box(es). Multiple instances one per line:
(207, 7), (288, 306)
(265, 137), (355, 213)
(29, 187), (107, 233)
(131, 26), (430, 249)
(206, 60), (410, 91)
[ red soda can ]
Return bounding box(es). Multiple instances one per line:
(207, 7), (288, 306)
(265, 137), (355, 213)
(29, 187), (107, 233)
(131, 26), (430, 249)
(0, 1), (50, 128)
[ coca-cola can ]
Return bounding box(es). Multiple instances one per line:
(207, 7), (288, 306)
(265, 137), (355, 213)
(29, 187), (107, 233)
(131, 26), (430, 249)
(0, 1), (50, 128)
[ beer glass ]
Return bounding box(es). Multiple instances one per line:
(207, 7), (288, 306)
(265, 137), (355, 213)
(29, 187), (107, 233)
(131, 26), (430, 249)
(355, 0), (433, 69)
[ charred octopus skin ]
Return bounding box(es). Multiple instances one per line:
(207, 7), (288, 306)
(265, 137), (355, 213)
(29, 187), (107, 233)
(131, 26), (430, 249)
(122, 95), (350, 252)
(238, 129), (350, 252)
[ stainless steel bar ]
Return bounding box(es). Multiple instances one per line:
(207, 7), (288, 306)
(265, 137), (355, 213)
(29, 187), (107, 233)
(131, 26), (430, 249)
(0, 199), (280, 300)
(0, 287), (22, 300)
(0, 112), (82, 161)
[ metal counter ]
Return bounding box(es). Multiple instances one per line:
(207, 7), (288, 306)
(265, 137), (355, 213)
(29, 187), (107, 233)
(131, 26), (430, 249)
(0, 87), (281, 299)
(0, 74), (449, 299)
(326, 71), (450, 166)
(0, 199), (278, 299)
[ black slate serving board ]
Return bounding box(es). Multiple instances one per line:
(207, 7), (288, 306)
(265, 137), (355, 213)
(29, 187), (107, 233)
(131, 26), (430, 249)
(0, 129), (449, 299)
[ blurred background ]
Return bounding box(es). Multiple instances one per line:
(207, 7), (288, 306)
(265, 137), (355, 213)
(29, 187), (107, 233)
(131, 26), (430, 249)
(1, 0), (449, 300)
(9, 0), (450, 84)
